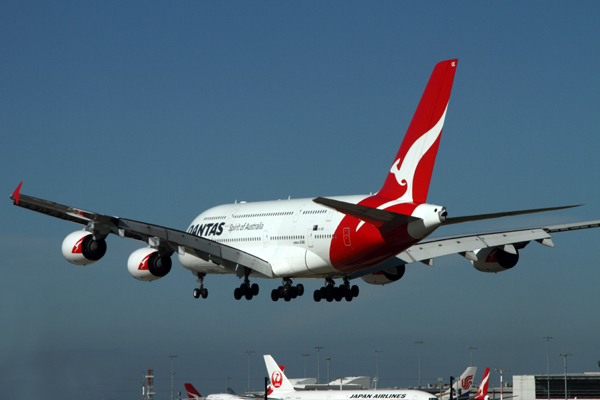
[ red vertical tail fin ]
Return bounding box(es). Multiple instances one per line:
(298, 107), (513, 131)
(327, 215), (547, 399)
(185, 383), (203, 399)
(474, 367), (490, 400)
(378, 59), (457, 203)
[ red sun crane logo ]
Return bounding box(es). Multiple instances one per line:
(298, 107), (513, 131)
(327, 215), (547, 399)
(271, 371), (283, 388)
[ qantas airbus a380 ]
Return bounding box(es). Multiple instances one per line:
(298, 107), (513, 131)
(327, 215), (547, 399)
(11, 59), (600, 302)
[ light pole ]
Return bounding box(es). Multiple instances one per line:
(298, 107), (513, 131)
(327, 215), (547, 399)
(415, 341), (424, 389)
(324, 357), (334, 384)
(245, 350), (255, 393)
(495, 369), (510, 400)
(169, 355), (178, 400)
(225, 376), (230, 393)
(374, 350), (383, 389)
(543, 336), (553, 400)
(314, 347), (324, 384)
(559, 353), (572, 400)
(303, 354), (310, 378)
(467, 347), (477, 366)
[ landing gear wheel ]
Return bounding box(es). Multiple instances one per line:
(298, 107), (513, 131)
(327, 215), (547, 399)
(251, 283), (259, 296)
(297, 283), (304, 296)
(313, 289), (321, 302)
(245, 290), (253, 300)
(345, 293), (353, 302)
(334, 287), (343, 302)
(351, 285), (359, 298)
(271, 289), (279, 301)
(194, 274), (207, 300)
(234, 287), (242, 300)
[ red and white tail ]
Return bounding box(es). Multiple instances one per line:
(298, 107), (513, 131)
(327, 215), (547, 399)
(264, 355), (295, 395)
(185, 383), (203, 400)
(474, 368), (490, 400)
(378, 59), (457, 203)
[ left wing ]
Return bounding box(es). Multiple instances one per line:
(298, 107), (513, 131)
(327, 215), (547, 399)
(10, 183), (273, 278)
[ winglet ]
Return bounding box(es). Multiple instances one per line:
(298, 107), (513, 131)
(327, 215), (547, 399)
(11, 182), (23, 205)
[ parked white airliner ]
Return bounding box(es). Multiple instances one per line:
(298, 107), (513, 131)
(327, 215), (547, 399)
(265, 354), (437, 400)
(10, 59), (600, 302)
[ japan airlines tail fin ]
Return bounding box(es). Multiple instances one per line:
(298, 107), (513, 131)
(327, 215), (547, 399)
(185, 383), (203, 400)
(378, 59), (457, 203)
(264, 355), (296, 394)
(474, 368), (490, 400)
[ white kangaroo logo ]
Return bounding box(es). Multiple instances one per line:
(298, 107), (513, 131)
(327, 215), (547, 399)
(356, 106), (448, 231)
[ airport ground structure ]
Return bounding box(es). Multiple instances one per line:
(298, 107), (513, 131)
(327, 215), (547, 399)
(286, 372), (600, 400)
(514, 373), (600, 400)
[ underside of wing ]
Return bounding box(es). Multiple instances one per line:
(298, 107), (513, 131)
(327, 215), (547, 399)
(350, 220), (600, 280)
(10, 185), (273, 278)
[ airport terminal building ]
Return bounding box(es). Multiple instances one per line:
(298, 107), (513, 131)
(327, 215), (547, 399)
(513, 373), (600, 400)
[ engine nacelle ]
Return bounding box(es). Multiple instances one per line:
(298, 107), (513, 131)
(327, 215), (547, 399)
(128, 247), (172, 281)
(62, 230), (107, 266)
(361, 264), (406, 285)
(471, 247), (519, 273)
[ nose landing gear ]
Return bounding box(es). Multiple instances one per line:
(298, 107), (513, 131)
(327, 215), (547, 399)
(192, 274), (208, 299)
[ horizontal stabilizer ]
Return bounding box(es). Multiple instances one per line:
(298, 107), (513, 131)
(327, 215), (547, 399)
(443, 205), (581, 225)
(313, 197), (420, 228)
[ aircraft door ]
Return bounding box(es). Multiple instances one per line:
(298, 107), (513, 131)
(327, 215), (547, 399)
(343, 227), (351, 246)
(293, 204), (305, 223)
(306, 229), (314, 248)
(263, 230), (269, 248)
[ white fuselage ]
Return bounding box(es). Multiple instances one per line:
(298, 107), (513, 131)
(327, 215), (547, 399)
(268, 389), (437, 400)
(178, 195), (366, 279)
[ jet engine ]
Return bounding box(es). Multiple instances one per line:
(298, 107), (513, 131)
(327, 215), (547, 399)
(62, 230), (107, 266)
(127, 247), (172, 281)
(361, 264), (406, 285)
(471, 247), (519, 273)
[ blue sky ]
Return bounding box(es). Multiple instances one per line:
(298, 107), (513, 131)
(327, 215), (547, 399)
(2, 2), (600, 399)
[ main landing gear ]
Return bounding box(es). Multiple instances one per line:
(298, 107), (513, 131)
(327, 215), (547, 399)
(271, 278), (304, 302)
(313, 277), (359, 302)
(192, 274), (208, 299)
(234, 273), (259, 300)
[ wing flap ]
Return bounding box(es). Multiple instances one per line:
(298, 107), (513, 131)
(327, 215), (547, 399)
(397, 228), (551, 263)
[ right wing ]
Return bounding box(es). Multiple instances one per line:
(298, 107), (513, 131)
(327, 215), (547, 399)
(10, 183), (273, 277)
(397, 220), (600, 265)
(349, 219), (600, 279)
